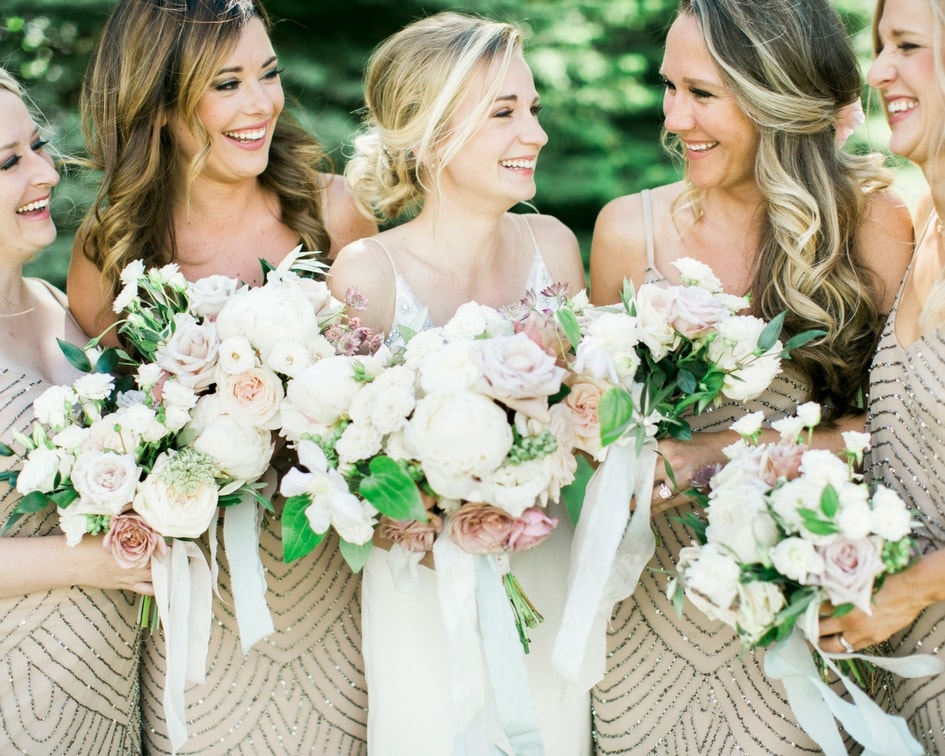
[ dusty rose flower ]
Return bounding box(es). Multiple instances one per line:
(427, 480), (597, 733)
(761, 442), (806, 487)
(378, 513), (443, 553)
(815, 536), (884, 614)
(564, 380), (605, 460)
(514, 310), (571, 361)
(103, 512), (168, 569)
(448, 503), (516, 554)
(505, 506), (558, 551)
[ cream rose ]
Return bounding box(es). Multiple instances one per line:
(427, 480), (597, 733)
(187, 274), (239, 318)
(476, 333), (565, 418)
(71, 450), (140, 515)
(156, 313), (220, 390)
(448, 503), (516, 554)
(217, 367), (284, 430)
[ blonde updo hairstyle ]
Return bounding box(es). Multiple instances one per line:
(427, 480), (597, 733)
(346, 12), (522, 222)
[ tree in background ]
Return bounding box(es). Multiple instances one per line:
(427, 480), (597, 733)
(1, 0), (876, 285)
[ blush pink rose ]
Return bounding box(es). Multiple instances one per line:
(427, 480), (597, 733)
(815, 536), (884, 613)
(761, 442), (806, 487)
(448, 503), (516, 554)
(103, 512), (167, 569)
(669, 285), (728, 338)
(564, 380), (604, 458)
(505, 506), (558, 551)
(514, 311), (571, 361)
(378, 513), (443, 553)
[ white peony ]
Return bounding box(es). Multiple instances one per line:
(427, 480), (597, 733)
(418, 341), (482, 393)
(285, 357), (364, 427)
(185, 396), (274, 480)
(215, 283), (319, 362)
(133, 449), (219, 538)
(70, 450), (140, 515)
(442, 301), (512, 341)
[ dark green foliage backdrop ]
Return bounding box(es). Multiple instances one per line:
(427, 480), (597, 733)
(1, 0), (876, 287)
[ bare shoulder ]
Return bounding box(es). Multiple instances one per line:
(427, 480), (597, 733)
(328, 234), (397, 334)
(521, 213), (585, 295)
(66, 225), (118, 343)
(322, 173), (378, 258)
(859, 188), (915, 313)
(589, 192), (649, 305)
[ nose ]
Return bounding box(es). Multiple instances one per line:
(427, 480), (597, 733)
(243, 78), (282, 117)
(663, 90), (694, 134)
(867, 49), (895, 90)
(524, 112), (548, 148)
(31, 149), (60, 189)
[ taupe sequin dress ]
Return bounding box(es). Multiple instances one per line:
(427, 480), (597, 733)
(0, 289), (142, 753)
(139, 515), (368, 754)
(866, 261), (945, 752)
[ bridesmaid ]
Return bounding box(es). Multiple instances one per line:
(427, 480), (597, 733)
(329, 12), (590, 755)
(66, 0), (376, 752)
(0, 67), (152, 752)
(588, 0), (913, 751)
(820, 0), (945, 748)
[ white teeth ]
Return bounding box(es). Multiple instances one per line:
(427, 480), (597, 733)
(887, 100), (917, 114)
(224, 128), (266, 142)
(687, 142), (717, 152)
(16, 197), (49, 214)
(500, 159), (536, 169)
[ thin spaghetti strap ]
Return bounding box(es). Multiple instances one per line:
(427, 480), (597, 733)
(519, 213), (541, 254)
(641, 189), (656, 269)
(362, 236), (398, 278)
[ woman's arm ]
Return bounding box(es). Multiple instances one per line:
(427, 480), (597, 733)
(589, 193), (648, 306)
(67, 228), (121, 346)
(323, 174), (379, 258)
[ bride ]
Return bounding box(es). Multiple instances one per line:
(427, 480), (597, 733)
(329, 12), (590, 755)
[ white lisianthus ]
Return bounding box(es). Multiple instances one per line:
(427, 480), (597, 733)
(155, 263), (188, 291)
(672, 257), (723, 292)
(265, 339), (312, 377)
(771, 414), (806, 442)
(115, 389), (147, 409)
(119, 258), (145, 286)
(335, 422), (384, 467)
(60, 512), (90, 546)
(156, 313), (220, 390)
(835, 491), (873, 541)
(85, 413), (139, 455)
(73, 373), (114, 403)
(870, 485), (913, 542)
(573, 311), (640, 383)
(187, 274), (239, 318)
(285, 357), (364, 427)
(404, 390), (513, 488)
(112, 281), (139, 314)
(419, 341), (482, 393)
(217, 367), (284, 430)
(771, 537), (825, 582)
(51, 425), (88, 451)
(769, 476), (825, 534)
(117, 403), (169, 443)
(795, 402), (822, 429)
(736, 581), (785, 644)
(70, 450), (140, 515)
(16, 446), (65, 493)
(280, 441), (376, 545)
(136, 363), (164, 391)
(842, 430), (871, 464)
(730, 411), (765, 439)
(217, 336), (258, 375)
(355, 379), (415, 436)
(133, 448), (219, 538)
(161, 380), (199, 431)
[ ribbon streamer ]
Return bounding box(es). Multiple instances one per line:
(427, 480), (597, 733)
(151, 539), (213, 754)
(552, 439), (657, 690)
(224, 493), (275, 652)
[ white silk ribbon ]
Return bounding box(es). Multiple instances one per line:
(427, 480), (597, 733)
(224, 492), (274, 652)
(151, 538), (213, 755)
(552, 439), (657, 690)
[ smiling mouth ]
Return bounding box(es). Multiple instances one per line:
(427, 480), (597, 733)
(16, 197), (50, 214)
(499, 159), (536, 169)
(686, 141), (718, 152)
(224, 128), (267, 142)
(887, 100), (917, 116)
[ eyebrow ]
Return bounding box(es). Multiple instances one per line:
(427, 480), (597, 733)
(215, 55), (279, 75)
(659, 71), (720, 89)
(494, 94), (540, 104)
(0, 128), (40, 152)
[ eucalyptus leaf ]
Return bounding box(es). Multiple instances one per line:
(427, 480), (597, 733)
(756, 310), (786, 352)
(94, 348), (120, 374)
(57, 339), (92, 373)
(782, 329), (827, 355)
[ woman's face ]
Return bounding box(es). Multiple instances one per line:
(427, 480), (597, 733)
(170, 16), (285, 186)
(0, 88), (59, 264)
(437, 51), (549, 213)
(660, 13), (759, 193)
(868, 0), (942, 170)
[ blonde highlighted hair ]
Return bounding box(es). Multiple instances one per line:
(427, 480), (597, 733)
(670, 0), (894, 419)
(345, 11), (522, 222)
(78, 0), (332, 300)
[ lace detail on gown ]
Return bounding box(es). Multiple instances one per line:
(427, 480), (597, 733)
(0, 365), (142, 754)
(866, 249), (945, 750)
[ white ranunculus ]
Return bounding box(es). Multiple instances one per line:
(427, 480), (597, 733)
(672, 257), (723, 292)
(161, 380), (199, 411)
(70, 450), (140, 515)
(133, 450), (219, 538)
(404, 390), (513, 483)
(217, 367), (284, 430)
(335, 422), (384, 466)
(799, 449), (849, 489)
(795, 402), (822, 429)
(215, 283), (320, 362)
(217, 336), (258, 375)
(835, 491), (873, 541)
(187, 274), (239, 318)
(135, 363), (164, 391)
(771, 536), (825, 582)
(156, 313), (220, 390)
(419, 341), (483, 393)
(736, 581), (785, 644)
(476, 333), (565, 417)
(265, 338), (312, 377)
(870, 485), (913, 542)
(285, 357), (364, 427)
(33, 385), (77, 429)
(16, 446), (65, 494)
(116, 404), (169, 444)
(730, 412), (766, 439)
(443, 302), (512, 341)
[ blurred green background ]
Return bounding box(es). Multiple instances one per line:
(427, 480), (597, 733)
(0, 0), (920, 289)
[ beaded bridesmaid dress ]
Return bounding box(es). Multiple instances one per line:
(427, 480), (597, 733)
(866, 252), (945, 752)
(0, 283), (142, 754)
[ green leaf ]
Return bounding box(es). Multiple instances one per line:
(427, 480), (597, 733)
(0, 441), (13, 456)
(2, 490), (51, 534)
(831, 602), (855, 618)
(339, 538), (373, 573)
(282, 494), (327, 563)
(555, 307), (581, 349)
(797, 507), (840, 536)
(50, 489), (79, 509)
(94, 348), (121, 374)
(756, 310), (786, 352)
(819, 484), (840, 519)
(359, 457), (428, 522)
(677, 369), (697, 394)
(599, 387), (635, 447)
(561, 454), (594, 525)
(782, 329), (827, 355)
(57, 339), (92, 373)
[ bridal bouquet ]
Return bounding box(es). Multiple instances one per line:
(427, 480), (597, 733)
(279, 299), (576, 651)
(669, 404), (935, 755)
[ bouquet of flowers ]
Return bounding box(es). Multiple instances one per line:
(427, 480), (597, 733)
(669, 404), (936, 754)
(279, 299), (576, 652)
